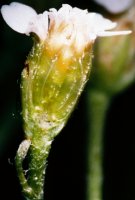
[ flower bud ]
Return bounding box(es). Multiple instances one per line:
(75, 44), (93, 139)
(90, 5), (135, 95)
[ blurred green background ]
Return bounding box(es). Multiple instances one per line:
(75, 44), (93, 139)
(1, 0), (135, 200)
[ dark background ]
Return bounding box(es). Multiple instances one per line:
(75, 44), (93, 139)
(0, 0), (135, 199)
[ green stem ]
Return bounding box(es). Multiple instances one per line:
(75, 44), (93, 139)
(27, 133), (52, 200)
(15, 132), (53, 200)
(15, 139), (33, 198)
(86, 89), (110, 200)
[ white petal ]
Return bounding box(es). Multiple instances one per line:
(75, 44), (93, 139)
(1, 2), (132, 44)
(28, 12), (48, 41)
(87, 13), (117, 31)
(1, 2), (37, 34)
(97, 30), (132, 37)
(94, 0), (134, 13)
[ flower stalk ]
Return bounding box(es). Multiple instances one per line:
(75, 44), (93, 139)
(26, 135), (52, 200)
(86, 89), (110, 200)
(15, 135), (52, 200)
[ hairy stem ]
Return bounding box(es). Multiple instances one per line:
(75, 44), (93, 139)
(15, 139), (33, 198)
(15, 133), (53, 200)
(27, 134), (52, 200)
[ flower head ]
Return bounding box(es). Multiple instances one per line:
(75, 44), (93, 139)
(1, 2), (131, 55)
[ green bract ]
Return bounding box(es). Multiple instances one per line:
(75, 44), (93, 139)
(22, 41), (92, 139)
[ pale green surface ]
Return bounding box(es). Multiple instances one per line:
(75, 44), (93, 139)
(86, 89), (110, 200)
(16, 38), (92, 199)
